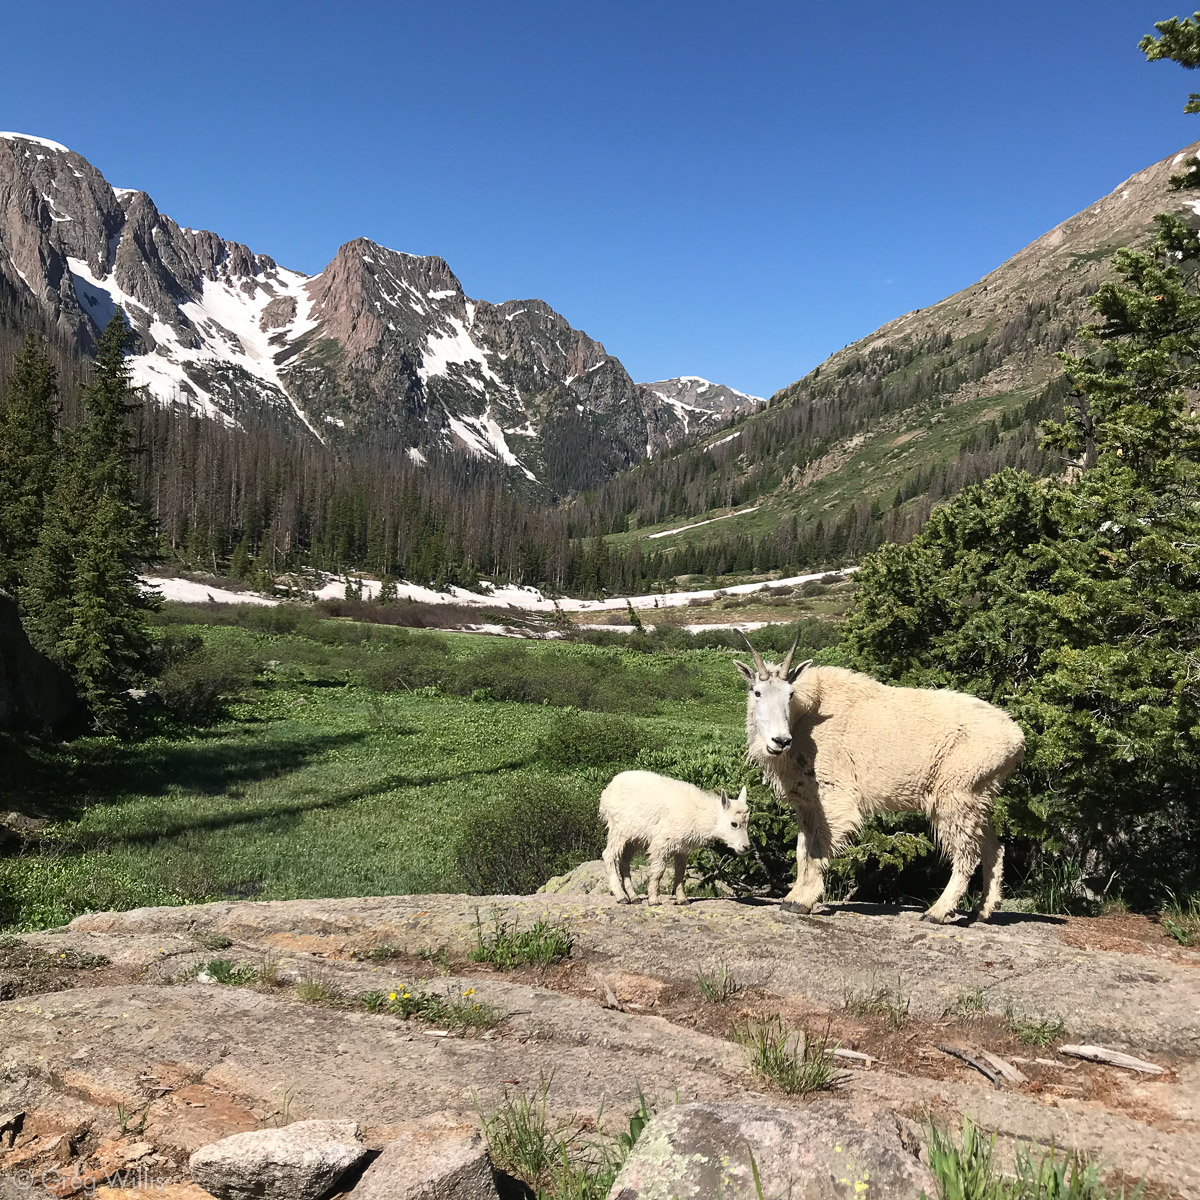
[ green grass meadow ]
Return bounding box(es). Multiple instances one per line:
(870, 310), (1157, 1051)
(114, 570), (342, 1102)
(1, 615), (771, 930)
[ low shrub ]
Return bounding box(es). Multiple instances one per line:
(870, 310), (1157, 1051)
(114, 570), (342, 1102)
(154, 639), (262, 722)
(535, 709), (656, 770)
(1004, 1004), (1066, 1047)
(454, 777), (605, 895)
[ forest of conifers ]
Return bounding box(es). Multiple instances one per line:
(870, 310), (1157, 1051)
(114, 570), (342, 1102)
(0, 273), (1075, 594)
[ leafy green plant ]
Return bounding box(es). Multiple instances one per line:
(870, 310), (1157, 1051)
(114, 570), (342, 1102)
(361, 984), (501, 1030)
(1004, 1004), (1066, 1048)
(454, 778), (605, 896)
(951, 987), (986, 1019)
(200, 958), (257, 985)
(416, 945), (452, 973)
(482, 1079), (653, 1200)
(191, 932), (233, 951)
(363, 942), (404, 961)
(156, 639), (262, 723)
(734, 1016), (837, 1096)
(295, 966), (341, 1004)
(1015, 857), (1097, 917)
(116, 1102), (150, 1137)
(925, 1118), (1002, 1200)
(470, 911), (574, 969)
(923, 1117), (1139, 1200)
(1161, 892), (1200, 946)
(616, 1088), (653, 1158)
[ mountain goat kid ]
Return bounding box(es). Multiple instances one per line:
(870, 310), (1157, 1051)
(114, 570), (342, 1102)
(600, 770), (750, 905)
(736, 630), (1024, 924)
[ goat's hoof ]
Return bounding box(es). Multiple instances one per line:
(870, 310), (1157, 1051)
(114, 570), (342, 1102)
(616, 896), (631, 905)
(920, 910), (948, 924)
(779, 900), (812, 916)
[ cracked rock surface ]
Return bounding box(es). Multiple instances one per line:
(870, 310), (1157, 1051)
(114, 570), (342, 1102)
(1, 892), (1197, 1197)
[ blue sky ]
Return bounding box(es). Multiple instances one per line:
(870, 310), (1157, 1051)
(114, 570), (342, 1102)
(3, 1), (1196, 397)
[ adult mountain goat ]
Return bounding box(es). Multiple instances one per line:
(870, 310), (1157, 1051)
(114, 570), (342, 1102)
(736, 632), (1024, 923)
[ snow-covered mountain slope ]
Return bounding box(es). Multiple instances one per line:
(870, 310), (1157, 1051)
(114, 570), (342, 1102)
(638, 376), (765, 440)
(0, 132), (756, 491)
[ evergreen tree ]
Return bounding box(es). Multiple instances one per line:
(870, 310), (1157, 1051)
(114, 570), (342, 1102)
(0, 337), (58, 594)
(844, 93), (1200, 903)
(21, 313), (157, 726)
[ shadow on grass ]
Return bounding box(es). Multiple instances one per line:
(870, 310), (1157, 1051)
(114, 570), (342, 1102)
(71, 752), (541, 852)
(1, 725), (539, 857)
(1, 729), (376, 824)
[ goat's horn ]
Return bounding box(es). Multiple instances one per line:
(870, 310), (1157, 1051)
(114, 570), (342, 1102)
(780, 625), (803, 676)
(736, 628), (768, 679)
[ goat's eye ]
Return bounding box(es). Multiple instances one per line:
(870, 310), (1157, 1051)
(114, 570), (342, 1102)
(730, 821), (739, 829)
(754, 690), (761, 698)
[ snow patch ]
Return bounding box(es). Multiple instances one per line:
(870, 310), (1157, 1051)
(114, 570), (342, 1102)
(143, 567), (855, 615)
(646, 506), (759, 539)
(419, 317), (502, 392)
(446, 412), (536, 480)
(143, 577), (278, 607)
(0, 131), (71, 153)
(707, 431), (741, 451)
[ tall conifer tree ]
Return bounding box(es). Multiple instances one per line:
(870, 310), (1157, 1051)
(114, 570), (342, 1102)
(0, 337), (58, 595)
(22, 313), (157, 726)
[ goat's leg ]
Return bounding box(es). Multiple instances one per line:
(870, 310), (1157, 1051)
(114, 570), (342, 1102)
(973, 827), (1004, 921)
(619, 843), (639, 901)
(646, 843), (669, 906)
(603, 836), (629, 903)
(924, 807), (984, 924)
(671, 852), (688, 904)
(782, 800), (829, 915)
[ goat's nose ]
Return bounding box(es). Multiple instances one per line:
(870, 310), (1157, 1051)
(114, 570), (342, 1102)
(772, 735), (792, 749)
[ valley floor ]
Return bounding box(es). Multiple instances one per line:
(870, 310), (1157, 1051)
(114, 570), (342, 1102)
(1, 623), (748, 930)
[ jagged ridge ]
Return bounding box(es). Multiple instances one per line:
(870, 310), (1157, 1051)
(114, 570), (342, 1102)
(0, 132), (763, 492)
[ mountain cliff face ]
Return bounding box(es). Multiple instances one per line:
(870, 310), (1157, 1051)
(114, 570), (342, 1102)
(0, 132), (759, 493)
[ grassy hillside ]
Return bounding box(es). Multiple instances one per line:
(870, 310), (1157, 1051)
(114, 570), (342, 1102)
(576, 139), (1200, 565)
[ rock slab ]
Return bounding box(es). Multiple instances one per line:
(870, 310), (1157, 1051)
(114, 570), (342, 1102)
(188, 1119), (365, 1200)
(0, 589), (81, 734)
(608, 1101), (936, 1200)
(351, 1113), (497, 1199)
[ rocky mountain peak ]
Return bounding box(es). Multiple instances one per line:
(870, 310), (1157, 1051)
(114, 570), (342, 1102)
(0, 134), (759, 489)
(638, 375), (766, 439)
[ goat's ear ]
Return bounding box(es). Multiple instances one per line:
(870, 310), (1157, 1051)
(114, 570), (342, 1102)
(736, 785), (748, 805)
(734, 659), (757, 683)
(720, 789), (730, 809)
(786, 658), (814, 684)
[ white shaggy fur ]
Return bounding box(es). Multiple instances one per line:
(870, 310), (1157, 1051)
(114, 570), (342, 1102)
(736, 637), (1024, 924)
(600, 770), (750, 905)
